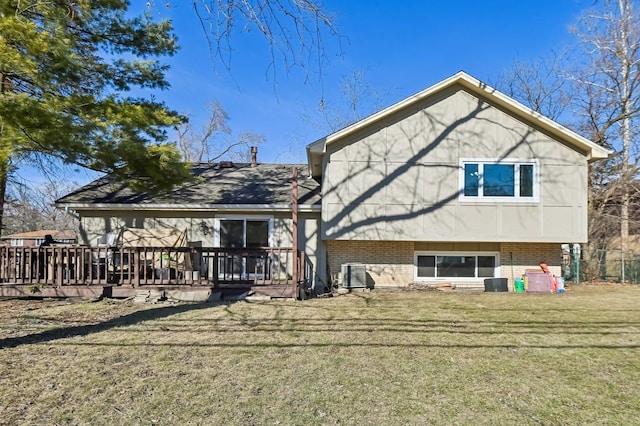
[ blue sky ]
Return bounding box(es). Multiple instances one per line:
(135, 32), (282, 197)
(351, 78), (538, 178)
(150, 0), (590, 164)
(22, 0), (592, 186)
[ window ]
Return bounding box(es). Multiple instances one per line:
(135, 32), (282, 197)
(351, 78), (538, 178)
(217, 218), (272, 248)
(414, 252), (499, 281)
(10, 239), (23, 247)
(461, 159), (538, 201)
(219, 220), (244, 248)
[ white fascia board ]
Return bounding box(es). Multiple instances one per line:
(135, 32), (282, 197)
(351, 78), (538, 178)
(306, 138), (326, 154)
(56, 203), (322, 213)
(306, 139), (326, 177)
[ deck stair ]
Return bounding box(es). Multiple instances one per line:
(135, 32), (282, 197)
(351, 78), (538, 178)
(133, 289), (163, 304)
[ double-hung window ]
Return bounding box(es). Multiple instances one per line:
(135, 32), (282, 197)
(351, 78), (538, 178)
(460, 158), (538, 202)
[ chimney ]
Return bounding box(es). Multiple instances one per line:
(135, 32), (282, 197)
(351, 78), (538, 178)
(251, 146), (258, 167)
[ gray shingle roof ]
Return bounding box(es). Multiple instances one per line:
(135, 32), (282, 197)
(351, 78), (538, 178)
(56, 163), (321, 208)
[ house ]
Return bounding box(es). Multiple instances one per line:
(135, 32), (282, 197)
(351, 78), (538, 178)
(55, 160), (325, 294)
(1, 230), (77, 247)
(56, 71), (609, 293)
(307, 71), (608, 289)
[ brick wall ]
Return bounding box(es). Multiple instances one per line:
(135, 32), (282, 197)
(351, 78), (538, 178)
(327, 240), (562, 290)
(327, 240), (414, 287)
(500, 242), (562, 284)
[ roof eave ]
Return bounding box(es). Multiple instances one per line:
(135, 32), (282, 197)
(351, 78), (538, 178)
(306, 141), (325, 178)
(55, 203), (322, 213)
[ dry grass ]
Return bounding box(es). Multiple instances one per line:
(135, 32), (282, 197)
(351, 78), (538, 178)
(1, 285), (639, 425)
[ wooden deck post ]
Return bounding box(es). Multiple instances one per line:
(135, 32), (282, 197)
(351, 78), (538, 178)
(292, 167), (299, 298)
(55, 248), (63, 288)
(133, 249), (140, 288)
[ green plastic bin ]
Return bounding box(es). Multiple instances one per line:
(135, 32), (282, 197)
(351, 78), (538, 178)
(514, 278), (525, 293)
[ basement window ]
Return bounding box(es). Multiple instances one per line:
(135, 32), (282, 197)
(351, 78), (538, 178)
(415, 252), (499, 281)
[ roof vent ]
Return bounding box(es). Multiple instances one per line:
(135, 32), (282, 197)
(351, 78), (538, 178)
(251, 146), (258, 167)
(219, 161), (234, 168)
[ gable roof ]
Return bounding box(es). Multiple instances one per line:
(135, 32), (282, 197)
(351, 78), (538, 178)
(56, 163), (321, 212)
(307, 71), (611, 177)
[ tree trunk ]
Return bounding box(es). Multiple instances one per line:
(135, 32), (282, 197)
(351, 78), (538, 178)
(0, 71), (7, 235)
(0, 159), (9, 235)
(619, 0), (631, 259)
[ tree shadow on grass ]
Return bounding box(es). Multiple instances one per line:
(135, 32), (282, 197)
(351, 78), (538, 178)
(0, 301), (228, 350)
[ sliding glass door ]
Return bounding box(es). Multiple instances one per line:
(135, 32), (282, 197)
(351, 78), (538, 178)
(216, 217), (272, 279)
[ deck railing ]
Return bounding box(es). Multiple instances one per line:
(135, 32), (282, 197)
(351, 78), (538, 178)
(0, 245), (306, 288)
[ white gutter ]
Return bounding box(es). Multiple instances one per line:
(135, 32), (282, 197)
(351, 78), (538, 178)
(56, 203), (322, 213)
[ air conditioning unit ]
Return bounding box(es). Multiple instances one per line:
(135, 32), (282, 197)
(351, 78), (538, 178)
(341, 263), (367, 289)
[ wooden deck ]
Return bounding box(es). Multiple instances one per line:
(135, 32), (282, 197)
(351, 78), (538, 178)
(0, 245), (310, 300)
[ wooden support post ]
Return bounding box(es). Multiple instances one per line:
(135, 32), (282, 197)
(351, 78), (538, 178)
(55, 248), (63, 288)
(292, 167), (299, 298)
(133, 249), (140, 288)
(212, 251), (219, 288)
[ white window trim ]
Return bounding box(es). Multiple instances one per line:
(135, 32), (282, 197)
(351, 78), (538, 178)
(414, 251), (501, 282)
(459, 158), (540, 203)
(213, 215), (274, 247)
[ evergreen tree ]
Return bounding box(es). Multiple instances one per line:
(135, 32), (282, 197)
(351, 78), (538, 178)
(0, 0), (191, 231)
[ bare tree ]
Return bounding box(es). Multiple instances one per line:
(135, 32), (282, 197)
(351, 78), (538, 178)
(4, 180), (79, 235)
(229, 132), (266, 162)
(303, 67), (397, 134)
(494, 54), (572, 121)
(185, 0), (340, 82)
(176, 101), (265, 163)
(569, 0), (640, 253)
(497, 1), (640, 257)
(177, 101), (230, 162)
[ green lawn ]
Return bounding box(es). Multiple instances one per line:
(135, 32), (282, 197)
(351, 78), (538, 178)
(1, 285), (639, 425)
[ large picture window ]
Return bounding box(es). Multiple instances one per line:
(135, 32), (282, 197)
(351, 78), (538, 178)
(461, 159), (538, 202)
(414, 252), (499, 281)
